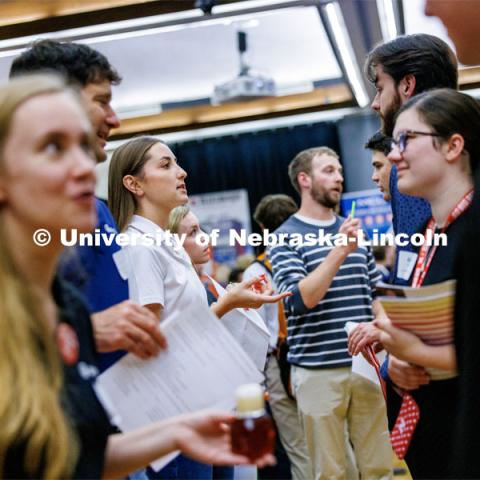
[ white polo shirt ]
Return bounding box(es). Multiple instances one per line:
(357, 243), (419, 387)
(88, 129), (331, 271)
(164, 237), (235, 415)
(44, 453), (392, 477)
(113, 214), (208, 320)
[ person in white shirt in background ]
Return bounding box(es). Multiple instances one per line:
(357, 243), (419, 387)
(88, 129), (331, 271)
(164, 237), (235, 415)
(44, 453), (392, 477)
(167, 205), (290, 317)
(108, 136), (286, 324)
(108, 136), (284, 480)
(108, 137), (208, 325)
(167, 205), (293, 480)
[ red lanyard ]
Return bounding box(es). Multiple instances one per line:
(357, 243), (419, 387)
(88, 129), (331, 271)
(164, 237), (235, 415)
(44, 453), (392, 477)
(411, 189), (473, 288)
(365, 345), (387, 400)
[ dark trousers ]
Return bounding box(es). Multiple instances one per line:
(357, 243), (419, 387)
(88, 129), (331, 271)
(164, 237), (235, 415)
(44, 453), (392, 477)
(386, 378), (458, 479)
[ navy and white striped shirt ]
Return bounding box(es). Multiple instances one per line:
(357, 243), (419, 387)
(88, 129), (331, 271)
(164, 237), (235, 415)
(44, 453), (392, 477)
(270, 214), (380, 369)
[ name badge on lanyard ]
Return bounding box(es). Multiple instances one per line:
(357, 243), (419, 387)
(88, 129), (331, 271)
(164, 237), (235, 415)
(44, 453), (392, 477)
(396, 251), (418, 281)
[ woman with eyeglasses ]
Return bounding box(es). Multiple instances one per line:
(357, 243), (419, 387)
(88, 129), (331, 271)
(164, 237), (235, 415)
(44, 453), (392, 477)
(349, 88), (480, 478)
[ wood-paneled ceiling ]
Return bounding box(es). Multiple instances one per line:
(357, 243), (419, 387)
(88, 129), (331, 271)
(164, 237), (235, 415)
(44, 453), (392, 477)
(0, 1), (355, 137)
(0, 1), (235, 39)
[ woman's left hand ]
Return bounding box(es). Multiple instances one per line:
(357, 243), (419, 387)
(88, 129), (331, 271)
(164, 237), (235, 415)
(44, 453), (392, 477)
(373, 318), (425, 363)
(174, 411), (276, 467)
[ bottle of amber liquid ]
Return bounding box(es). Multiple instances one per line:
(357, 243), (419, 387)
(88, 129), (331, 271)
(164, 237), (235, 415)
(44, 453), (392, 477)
(231, 383), (276, 461)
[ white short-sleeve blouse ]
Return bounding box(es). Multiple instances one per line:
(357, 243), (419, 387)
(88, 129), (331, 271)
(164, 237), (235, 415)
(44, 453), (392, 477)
(114, 214), (208, 320)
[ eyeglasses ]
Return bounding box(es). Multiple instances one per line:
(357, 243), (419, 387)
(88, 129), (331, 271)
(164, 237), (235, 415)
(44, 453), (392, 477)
(391, 130), (442, 154)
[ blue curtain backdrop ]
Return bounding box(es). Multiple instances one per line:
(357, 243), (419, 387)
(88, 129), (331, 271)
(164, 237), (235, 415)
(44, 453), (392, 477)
(170, 121), (341, 218)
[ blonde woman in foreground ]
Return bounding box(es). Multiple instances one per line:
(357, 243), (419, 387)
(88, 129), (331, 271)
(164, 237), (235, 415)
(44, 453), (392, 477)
(0, 74), (274, 479)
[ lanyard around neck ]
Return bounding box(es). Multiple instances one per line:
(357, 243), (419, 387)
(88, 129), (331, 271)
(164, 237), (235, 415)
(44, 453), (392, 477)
(411, 189), (473, 288)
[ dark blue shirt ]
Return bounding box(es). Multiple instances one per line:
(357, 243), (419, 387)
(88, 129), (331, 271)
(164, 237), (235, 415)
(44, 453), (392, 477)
(389, 166), (431, 285)
(58, 198), (128, 370)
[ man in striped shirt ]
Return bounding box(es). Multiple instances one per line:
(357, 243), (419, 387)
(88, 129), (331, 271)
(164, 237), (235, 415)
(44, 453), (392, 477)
(270, 147), (392, 480)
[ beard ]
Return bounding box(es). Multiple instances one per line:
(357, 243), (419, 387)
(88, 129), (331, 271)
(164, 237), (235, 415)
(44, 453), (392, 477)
(380, 92), (402, 137)
(311, 185), (340, 209)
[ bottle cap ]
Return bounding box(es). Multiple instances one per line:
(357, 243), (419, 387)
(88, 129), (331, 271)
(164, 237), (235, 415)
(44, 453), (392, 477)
(235, 383), (265, 413)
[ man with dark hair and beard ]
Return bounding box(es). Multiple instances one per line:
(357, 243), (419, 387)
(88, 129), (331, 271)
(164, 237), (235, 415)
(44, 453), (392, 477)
(365, 34), (458, 287)
(363, 34), (460, 400)
(365, 34), (458, 136)
(364, 34), (464, 470)
(270, 147), (392, 480)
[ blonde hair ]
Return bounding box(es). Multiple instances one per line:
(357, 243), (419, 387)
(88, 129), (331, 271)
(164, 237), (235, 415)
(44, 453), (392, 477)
(167, 205), (190, 234)
(0, 74), (77, 478)
(108, 136), (164, 231)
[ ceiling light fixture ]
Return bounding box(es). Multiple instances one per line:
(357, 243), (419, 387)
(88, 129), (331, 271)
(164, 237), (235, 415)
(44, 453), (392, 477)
(376, 0), (398, 41)
(323, 1), (369, 108)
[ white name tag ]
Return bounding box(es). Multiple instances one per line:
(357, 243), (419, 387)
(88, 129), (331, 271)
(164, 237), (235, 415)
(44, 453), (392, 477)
(396, 251), (418, 281)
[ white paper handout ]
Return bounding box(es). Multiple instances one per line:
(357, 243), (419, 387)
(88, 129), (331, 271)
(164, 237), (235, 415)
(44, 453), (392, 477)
(97, 299), (263, 471)
(208, 275), (270, 372)
(344, 321), (386, 387)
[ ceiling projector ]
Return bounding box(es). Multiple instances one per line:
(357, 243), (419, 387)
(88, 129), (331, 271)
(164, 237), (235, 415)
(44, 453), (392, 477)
(213, 73), (276, 103)
(212, 31), (276, 104)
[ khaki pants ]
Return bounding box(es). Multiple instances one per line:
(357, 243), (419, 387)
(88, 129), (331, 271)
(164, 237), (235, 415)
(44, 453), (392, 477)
(265, 355), (313, 480)
(291, 366), (392, 480)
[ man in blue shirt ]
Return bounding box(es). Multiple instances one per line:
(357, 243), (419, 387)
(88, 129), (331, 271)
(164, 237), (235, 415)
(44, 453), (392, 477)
(364, 34), (458, 390)
(365, 34), (457, 285)
(365, 131), (392, 204)
(10, 41), (166, 369)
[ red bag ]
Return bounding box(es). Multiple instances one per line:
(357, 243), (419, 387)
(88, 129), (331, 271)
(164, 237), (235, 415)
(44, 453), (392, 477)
(390, 393), (420, 459)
